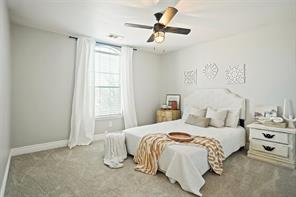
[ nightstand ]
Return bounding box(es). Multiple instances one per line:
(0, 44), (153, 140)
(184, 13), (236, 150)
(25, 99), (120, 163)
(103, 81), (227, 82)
(156, 109), (181, 123)
(247, 123), (296, 169)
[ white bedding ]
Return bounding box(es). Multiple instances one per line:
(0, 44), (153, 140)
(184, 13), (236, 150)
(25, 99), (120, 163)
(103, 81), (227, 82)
(124, 119), (246, 196)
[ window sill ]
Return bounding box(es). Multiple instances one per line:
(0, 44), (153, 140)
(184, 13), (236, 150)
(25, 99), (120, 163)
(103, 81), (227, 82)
(96, 114), (122, 121)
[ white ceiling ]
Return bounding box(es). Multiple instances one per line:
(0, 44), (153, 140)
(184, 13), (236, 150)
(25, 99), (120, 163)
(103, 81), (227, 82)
(8, 0), (296, 54)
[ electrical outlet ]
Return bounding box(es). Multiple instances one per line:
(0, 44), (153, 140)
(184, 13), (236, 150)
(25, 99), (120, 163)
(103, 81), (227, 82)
(108, 121), (113, 128)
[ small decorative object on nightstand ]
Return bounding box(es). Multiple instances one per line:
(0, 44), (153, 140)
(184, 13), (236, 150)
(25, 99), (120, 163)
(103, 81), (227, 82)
(156, 109), (181, 123)
(166, 94), (181, 109)
(283, 98), (296, 128)
(247, 123), (296, 169)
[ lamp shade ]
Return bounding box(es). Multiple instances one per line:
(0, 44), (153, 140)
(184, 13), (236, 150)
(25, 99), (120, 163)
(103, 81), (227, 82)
(154, 31), (165, 43)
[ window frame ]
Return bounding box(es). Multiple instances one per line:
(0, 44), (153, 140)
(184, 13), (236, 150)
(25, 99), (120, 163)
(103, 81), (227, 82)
(94, 44), (122, 119)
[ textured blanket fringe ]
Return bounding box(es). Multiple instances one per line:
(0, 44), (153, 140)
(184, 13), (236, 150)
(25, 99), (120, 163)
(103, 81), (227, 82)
(134, 133), (225, 175)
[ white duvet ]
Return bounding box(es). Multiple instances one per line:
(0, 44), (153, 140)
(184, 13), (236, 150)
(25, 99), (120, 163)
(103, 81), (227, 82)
(124, 119), (246, 196)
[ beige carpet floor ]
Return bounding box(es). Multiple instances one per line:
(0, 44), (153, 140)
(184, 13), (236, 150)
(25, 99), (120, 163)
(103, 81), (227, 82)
(5, 141), (296, 197)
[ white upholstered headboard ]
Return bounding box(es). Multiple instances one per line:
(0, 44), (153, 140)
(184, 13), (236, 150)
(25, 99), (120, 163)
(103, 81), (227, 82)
(183, 89), (246, 120)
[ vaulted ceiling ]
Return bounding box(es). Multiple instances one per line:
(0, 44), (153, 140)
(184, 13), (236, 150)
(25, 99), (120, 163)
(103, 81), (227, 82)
(8, 0), (296, 53)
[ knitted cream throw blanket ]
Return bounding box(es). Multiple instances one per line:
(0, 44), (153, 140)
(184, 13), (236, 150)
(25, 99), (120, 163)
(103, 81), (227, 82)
(134, 133), (225, 175)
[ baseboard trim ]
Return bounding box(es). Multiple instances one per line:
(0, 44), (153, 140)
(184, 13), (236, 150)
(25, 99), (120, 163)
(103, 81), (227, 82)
(10, 140), (68, 156)
(11, 133), (105, 157)
(0, 152), (11, 197)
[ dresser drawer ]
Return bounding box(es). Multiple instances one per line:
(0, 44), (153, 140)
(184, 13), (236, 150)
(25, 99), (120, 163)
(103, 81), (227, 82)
(250, 140), (289, 158)
(250, 129), (288, 144)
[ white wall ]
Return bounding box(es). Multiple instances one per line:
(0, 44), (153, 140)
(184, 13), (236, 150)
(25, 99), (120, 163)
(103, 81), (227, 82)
(11, 24), (161, 147)
(160, 20), (296, 123)
(11, 24), (76, 147)
(133, 51), (161, 125)
(0, 0), (11, 192)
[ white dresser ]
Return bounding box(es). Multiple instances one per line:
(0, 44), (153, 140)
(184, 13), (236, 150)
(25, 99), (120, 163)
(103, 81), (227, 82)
(247, 123), (296, 169)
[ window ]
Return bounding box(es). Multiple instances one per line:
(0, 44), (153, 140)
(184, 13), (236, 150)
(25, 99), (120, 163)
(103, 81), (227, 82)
(95, 45), (121, 118)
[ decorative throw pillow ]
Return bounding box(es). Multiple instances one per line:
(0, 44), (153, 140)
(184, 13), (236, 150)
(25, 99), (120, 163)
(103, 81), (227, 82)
(206, 107), (228, 128)
(185, 114), (210, 128)
(182, 106), (207, 120)
(224, 109), (240, 128)
(190, 107), (207, 117)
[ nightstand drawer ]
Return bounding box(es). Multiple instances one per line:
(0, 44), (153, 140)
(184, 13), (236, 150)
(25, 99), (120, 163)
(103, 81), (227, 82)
(250, 129), (288, 144)
(250, 140), (289, 158)
(247, 123), (296, 168)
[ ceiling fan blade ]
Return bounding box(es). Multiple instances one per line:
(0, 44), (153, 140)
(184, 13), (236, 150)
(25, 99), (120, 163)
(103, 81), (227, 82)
(124, 23), (153, 30)
(147, 34), (155, 42)
(164, 26), (191, 35)
(159, 7), (178, 26)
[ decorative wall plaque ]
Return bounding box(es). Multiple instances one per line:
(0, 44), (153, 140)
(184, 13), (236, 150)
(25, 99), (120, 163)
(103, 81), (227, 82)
(202, 63), (218, 80)
(225, 64), (246, 84)
(184, 69), (197, 85)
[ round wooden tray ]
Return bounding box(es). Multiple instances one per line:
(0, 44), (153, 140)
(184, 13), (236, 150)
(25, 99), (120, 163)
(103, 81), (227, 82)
(167, 132), (193, 142)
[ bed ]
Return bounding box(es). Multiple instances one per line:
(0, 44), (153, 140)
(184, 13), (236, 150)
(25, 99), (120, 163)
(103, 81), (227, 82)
(123, 89), (246, 196)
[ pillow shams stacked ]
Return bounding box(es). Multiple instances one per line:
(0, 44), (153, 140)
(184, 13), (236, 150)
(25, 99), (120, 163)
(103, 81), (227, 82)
(224, 108), (240, 128)
(206, 107), (228, 128)
(182, 106), (206, 120)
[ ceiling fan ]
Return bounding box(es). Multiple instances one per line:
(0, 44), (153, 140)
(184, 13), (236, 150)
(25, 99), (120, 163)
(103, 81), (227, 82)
(125, 7), (191, 44)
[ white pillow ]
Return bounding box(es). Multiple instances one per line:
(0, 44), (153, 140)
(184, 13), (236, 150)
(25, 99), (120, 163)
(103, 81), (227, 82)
(182, 106), (206, 120)
(206, 107), (228, 128)
(224, 109), (240, 128)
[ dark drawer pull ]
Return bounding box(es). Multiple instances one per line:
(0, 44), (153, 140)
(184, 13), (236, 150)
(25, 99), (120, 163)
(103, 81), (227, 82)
(262, 133), (275, 139)
(262, 145), (275, 151)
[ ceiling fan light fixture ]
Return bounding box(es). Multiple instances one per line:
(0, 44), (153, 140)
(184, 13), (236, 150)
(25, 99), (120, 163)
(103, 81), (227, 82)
(125, 6), (190, 44)
(154, 31), (165, 43)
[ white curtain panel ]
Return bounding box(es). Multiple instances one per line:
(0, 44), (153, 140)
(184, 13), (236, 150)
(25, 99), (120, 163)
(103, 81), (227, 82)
(120, 46), (138, 129)
(68, 37), (96, 149)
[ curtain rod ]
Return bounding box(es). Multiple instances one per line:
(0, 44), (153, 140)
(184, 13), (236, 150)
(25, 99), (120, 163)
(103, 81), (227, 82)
(68, 36), (137, 51)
